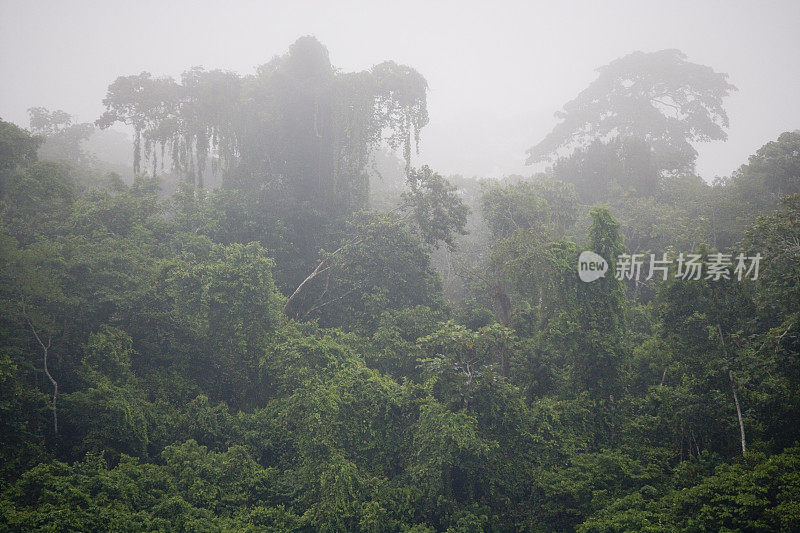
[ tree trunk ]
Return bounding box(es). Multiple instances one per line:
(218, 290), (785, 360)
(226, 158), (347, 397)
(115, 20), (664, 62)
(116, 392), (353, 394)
(490, 283), (511, 378)
(717, 324), (746, 456)
(42, 339), (58, 435)
(729, 369), (746, 456)
(490, 283), (511, 327)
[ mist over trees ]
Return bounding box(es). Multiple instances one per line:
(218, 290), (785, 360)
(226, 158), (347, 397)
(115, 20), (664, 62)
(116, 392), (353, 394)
(1, 35), (800, 532)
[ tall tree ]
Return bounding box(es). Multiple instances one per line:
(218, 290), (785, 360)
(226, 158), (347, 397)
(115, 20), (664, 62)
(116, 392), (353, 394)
(528, 49), (736, 175)
(97, 36), (429, 208)
(28, 108), (95, 167)
(0, 119), (42, 171)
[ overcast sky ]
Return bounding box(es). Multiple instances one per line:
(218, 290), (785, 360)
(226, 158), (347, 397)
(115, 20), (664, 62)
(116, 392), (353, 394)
(1, 0), (799, 180)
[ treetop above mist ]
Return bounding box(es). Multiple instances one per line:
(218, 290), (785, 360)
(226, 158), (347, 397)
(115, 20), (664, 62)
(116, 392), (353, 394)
(96, 35), (429, 206)
(527, 49), (737, 174)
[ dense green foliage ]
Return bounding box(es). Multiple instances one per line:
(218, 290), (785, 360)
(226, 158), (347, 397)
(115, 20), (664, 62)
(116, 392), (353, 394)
(1, 39), (799, 531)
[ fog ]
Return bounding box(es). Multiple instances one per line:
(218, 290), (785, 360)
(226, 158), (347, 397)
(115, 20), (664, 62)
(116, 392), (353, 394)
(5, 3), (800, 529)
(1, 0), (798, 180)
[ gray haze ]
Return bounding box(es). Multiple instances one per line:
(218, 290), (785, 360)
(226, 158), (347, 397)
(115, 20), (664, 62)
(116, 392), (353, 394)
(1, 0), (799, 180)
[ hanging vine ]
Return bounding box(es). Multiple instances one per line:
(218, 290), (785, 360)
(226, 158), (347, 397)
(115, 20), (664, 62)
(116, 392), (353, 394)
(97, 37), (427, 198)
(97, 69), (240, 187)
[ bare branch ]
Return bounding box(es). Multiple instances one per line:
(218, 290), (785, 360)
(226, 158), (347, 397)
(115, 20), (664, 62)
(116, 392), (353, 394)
(21, 300), (58, 434)
(284, 236), (364, 317)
